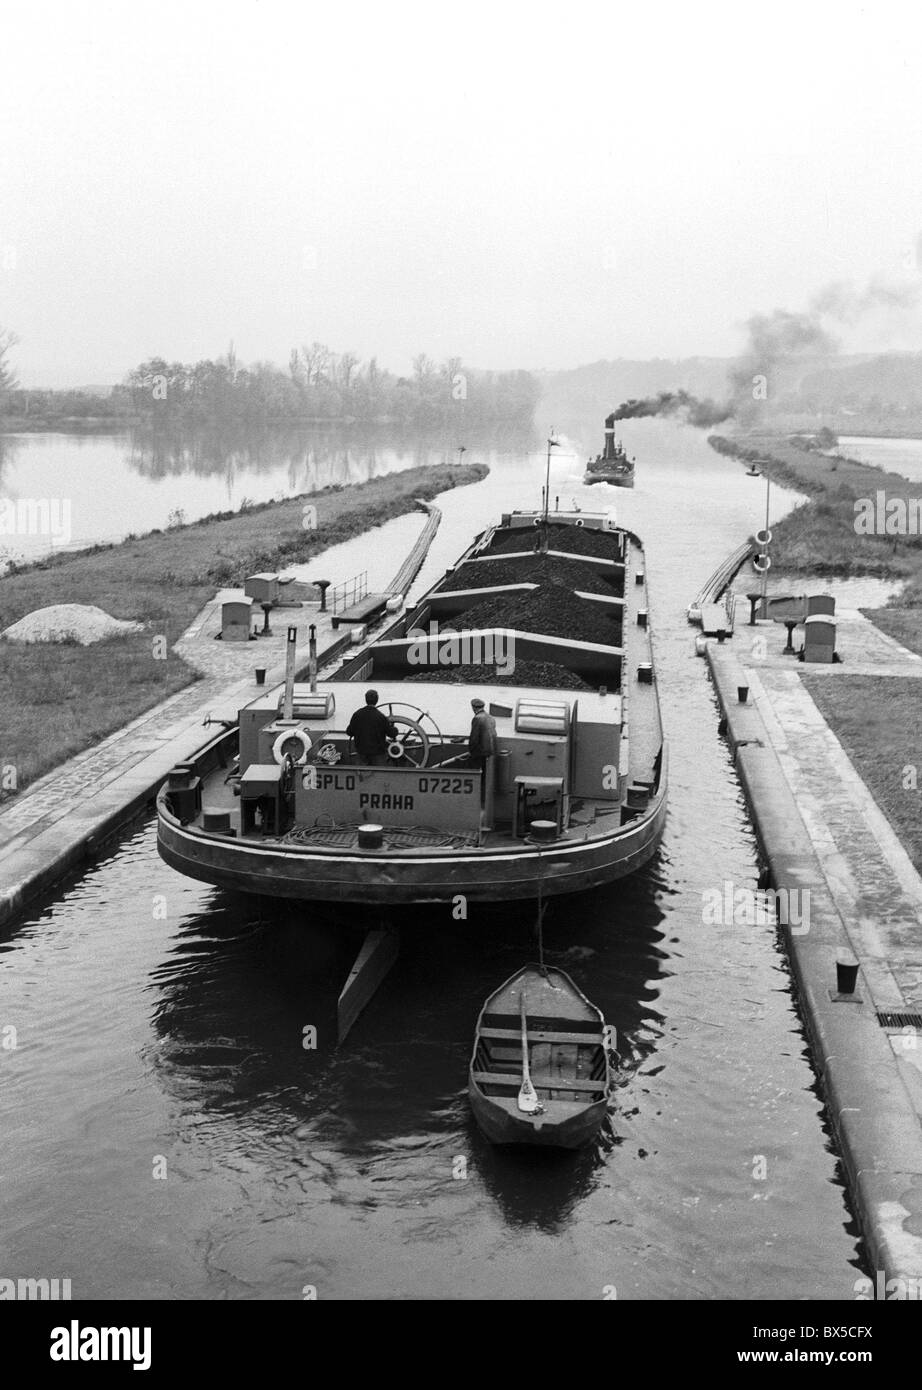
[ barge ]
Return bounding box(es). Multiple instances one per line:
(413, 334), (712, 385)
(157, 508), (666, 906)
(583, 413), (635, 487)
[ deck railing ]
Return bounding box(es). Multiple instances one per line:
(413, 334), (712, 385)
(331, 571), (369, 615)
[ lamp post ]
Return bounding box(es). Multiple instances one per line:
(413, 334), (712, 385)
(543, 431), (559, 531)
(752, 460), (773, 617)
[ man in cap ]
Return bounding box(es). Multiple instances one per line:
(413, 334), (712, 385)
(468, 697), (497, 801)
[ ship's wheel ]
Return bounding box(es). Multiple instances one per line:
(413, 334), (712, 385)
(380, 702), (443, 768)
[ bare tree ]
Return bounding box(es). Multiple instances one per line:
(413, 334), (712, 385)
(413, 352), (435, 383)
(0, 326), (20, 393)
(301, 341), (331, 385)
(337, 350), (360, 391)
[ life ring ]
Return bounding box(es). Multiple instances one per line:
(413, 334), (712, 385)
(756, 527), (772, 546)
(272, 728), (312, 766)
(752, 554), (772, 574)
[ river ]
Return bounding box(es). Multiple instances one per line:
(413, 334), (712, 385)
(0, 423), (527, 563)
(0, 417), (865, 1300)
(838, 434), (922, 485)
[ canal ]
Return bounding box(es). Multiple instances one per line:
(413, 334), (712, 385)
(0, 417), (865, 1299)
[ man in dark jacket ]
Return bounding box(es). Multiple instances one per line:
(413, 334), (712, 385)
(346, 690), (398, 766)
(468, 698), (497, 802)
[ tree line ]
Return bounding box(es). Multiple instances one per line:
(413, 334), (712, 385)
(124, 344), (539, 426)
(0, 333), (540, 428)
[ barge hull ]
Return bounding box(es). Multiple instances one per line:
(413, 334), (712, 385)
(157, 770), (667, 906)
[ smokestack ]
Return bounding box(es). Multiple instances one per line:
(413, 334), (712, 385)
(283, 625), (298, 720)
(604, 412), (616, 460)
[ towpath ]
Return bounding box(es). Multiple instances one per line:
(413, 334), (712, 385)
(0, 592), (354, 927)
(707, 601), (922, 1284)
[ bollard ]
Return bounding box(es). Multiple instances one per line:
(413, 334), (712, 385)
(836, 958), (860, 995)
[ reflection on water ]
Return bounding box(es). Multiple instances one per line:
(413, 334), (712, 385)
(0, 421), (538, 560)
(0, 417), (865, 1299)
(143, 875), (672, 1242)
(128, 421), (536, 483)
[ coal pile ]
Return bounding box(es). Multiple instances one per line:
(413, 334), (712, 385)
(486, 524), (621, 561)
(441, 553), (618, 597)
(455, 582), (621, 647)
(403, 661), (594, 692)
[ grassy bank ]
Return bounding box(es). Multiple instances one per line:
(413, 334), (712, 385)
(712, 431), (922, 878)
(804, 675), (922, 875)
(709, 432), (922, 646)
(0, 463), (486, 798)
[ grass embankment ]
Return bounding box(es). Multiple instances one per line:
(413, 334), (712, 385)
(803, 675), (922, 875)
(0, 463), (486, 799)
(709, 432), (922, 644)
(711, 431), (922, 874)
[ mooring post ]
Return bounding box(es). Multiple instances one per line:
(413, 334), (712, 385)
(283, 625), (297, 720)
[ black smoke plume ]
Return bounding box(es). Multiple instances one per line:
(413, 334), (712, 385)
(613, 273), (921, 428)
(613, 389), (732, 428)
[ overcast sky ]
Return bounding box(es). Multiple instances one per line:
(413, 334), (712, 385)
(2, 0), (921, 385)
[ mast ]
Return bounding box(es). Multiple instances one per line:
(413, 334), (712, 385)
(542, 431), (559, 549)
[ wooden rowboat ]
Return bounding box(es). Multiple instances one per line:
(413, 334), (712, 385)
(469, 964), (611, 1148)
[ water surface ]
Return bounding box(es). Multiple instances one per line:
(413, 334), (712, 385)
(0, 418), (864, 1299)
(839, 435), (922, 484)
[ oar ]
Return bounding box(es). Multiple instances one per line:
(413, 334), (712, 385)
(517, 991), (541, 1114)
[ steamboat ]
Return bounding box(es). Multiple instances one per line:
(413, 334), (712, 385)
(583, 413), (635, 487)
(157, 507), (666, 908)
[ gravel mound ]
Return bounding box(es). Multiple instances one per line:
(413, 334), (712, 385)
(442, 553), (619, 597)
(2, 604), (144, 645)
(403, 661), (594, 691)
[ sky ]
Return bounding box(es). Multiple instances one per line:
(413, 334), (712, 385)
(1, 0), (921, 385)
